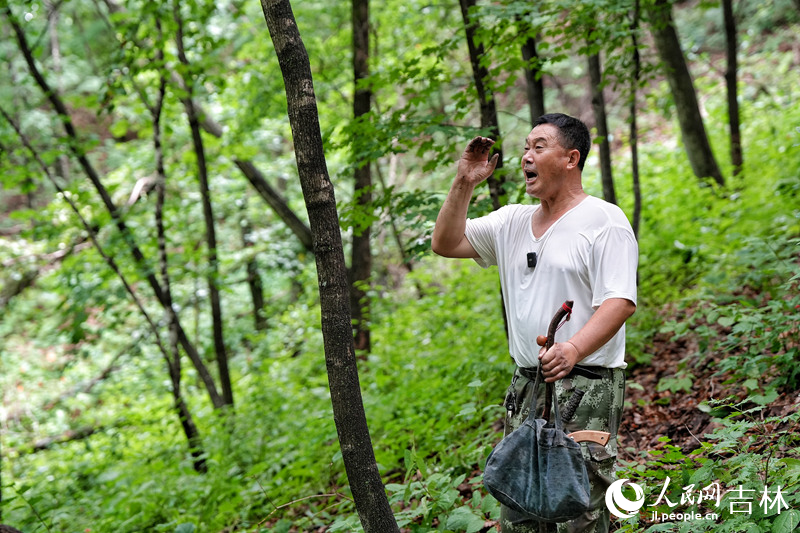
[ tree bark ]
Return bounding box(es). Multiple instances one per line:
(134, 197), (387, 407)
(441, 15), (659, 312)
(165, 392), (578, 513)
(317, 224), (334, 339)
(351, 0), (372, 352)
(587, 45), (617, 204)
(722, 0), (742, 176)
(459, 0), (505, 211)
(649, 0), (725, 186)
(4, 5), (225, 410)
(258, 2), (399, 531)
(174, 1), (233, 407)
(519, 18), (545, 124)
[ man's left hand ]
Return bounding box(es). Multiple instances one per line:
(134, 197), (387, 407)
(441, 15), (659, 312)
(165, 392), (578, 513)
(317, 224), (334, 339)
(538, 341), (579, 383)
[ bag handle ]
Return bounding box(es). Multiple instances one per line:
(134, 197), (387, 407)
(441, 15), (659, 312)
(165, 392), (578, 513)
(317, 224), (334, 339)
(534, 300), (573, 427)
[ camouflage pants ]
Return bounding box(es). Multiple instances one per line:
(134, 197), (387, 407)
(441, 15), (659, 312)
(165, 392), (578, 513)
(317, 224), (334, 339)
(498, 366), (626, 533)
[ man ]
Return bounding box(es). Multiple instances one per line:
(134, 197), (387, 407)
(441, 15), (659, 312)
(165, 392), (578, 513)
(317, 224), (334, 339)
(431, 113), (638, 533)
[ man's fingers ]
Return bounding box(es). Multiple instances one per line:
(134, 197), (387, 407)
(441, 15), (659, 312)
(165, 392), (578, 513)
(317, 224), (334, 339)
(488, 152), (500, 171)
(465, 136), (495, 155)
(539, 343), (576, 382)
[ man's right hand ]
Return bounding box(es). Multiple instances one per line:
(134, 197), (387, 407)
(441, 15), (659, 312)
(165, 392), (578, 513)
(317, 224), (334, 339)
(457, 136), (500, 186)
(431, 136), (498, 258)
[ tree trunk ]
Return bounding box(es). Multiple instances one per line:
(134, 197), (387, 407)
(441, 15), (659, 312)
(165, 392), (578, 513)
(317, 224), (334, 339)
(4, 5), (225, 410)
(152, 48), (208, 473)
(351, 0), (372, 352)
(174, 1), (233, 407)
(587, 46), (617, 204)
(459, 0), (510, 340)
(241, 216), (268, 331)
(48, 3), (71, 184)
(722, 0), (742, 176)
(258, 2), (399, 532)
(519, 18), (545, 124)
(650, 0), (725, 186)
(459, 0), (505, 211)
(630, 0), (642, 239)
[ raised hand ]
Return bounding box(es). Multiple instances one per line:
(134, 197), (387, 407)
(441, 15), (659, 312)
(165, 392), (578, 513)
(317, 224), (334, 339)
(457, 136), (500, 187)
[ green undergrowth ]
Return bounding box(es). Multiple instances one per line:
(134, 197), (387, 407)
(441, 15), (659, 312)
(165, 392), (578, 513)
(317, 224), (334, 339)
(1, 261), (513, 532)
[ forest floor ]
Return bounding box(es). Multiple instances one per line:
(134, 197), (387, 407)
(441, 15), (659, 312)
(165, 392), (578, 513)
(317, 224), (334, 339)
(618, 308), (799, 463)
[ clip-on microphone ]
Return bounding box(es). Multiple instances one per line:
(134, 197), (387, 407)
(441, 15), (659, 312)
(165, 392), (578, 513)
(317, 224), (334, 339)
(527, 252), (537, 269)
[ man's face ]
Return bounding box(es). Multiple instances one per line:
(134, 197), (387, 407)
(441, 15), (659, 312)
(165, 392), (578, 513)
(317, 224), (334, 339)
(521, 124), (572, 198)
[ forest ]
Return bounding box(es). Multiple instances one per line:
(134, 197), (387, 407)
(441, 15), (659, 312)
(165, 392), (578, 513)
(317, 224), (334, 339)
(0, 0), (799, 531)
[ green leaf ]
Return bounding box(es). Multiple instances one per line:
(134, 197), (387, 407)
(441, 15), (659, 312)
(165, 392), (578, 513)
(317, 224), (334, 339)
(174, 524), (196, 533)
(772, 510), (800, 533)
(749, 389), (779, 405)
(717, 316), (736, 327)
(446, 506), (485, 533)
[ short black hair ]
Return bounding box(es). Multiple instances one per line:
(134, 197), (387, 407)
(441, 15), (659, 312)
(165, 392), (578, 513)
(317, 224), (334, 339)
(533, 113), (591, 171)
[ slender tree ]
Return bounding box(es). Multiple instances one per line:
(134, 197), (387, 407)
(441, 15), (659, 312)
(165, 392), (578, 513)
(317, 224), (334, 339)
(587, 32), (617, 204)
(722, 0), (742, 176)
(459, 0), (510, 339)
(258, 1), (399, 531)
(241, 214), (268, 332)
(351, 0), (372, 352)
(150, 24), (208, 472)
(649, 0), (725, 186)
(1, 104), (208, 473)
(3, 3), (225, 410)
(99, 0), (314, 254)
(459, 0), (505, 210)
(172, 0), (233, 407)
(519, 15), (546, 123)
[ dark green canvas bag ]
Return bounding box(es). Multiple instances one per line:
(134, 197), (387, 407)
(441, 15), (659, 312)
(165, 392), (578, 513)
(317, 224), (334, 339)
(483, 301), (591, 523)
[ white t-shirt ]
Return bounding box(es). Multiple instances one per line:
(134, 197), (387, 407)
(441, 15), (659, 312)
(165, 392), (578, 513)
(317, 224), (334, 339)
(464, 196), (638, 368)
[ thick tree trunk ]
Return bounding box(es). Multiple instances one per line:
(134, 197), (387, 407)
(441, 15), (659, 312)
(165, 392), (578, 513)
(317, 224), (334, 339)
(351, 0), (372, 352)
(174, 2), (233, 407)
(630, 0), (642, 238)
(650, 0), (725, 186)
(459, 0), (505, 211)
(4, 5), (225, 410)
(722, 0), (742, 176)
(587, 48), (617, 205)
(258, 2), (399, 532)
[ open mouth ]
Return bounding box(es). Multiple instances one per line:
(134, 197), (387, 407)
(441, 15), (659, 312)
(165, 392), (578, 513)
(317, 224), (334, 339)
(524, 169), (538, 182)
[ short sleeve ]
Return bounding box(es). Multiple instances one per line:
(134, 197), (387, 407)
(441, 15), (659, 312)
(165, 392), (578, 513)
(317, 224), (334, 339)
(589, 224), (639, 308)
(464, 208), (506, 268)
